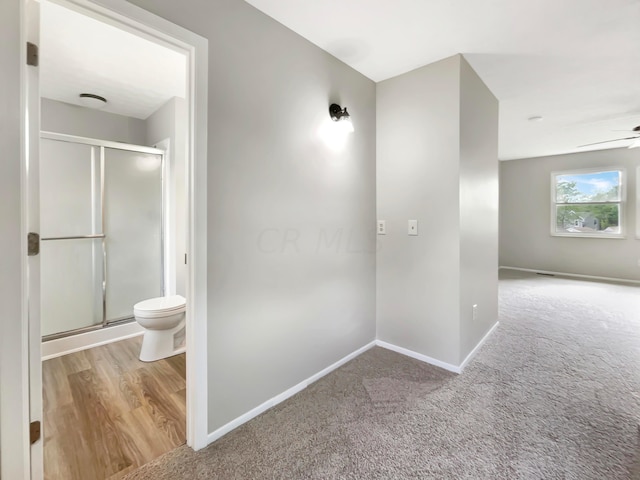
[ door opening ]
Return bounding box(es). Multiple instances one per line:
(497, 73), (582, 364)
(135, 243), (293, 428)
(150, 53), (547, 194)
(14, 0), (209, 477)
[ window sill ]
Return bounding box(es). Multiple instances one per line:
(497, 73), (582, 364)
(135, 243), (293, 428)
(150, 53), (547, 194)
(550, 233), (626, 239)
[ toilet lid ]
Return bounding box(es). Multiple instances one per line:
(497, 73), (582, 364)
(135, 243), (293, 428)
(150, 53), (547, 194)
(134, 295), (186, 314)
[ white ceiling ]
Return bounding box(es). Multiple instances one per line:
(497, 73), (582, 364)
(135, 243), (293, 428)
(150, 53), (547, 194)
(40, 1), (186, 120)
(245, 0), (640, 160)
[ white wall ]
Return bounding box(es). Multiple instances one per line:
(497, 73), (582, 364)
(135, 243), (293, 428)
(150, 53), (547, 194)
(500, 148), (640, 281)
(377, 55), (499, 366)
(41, 97), (147, 144)
(128, 0), (377, 433)
(146, 97), (188, 296)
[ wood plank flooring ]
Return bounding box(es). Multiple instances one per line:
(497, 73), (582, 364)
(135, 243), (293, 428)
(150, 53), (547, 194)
(43, 336), (186, 480)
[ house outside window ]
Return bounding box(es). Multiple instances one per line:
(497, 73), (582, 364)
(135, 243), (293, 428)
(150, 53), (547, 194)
(551, 168), (625, 238)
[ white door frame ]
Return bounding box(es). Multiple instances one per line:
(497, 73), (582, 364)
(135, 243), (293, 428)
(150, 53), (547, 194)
(1, 2), (42, 478)
(10, 0), (209, 477)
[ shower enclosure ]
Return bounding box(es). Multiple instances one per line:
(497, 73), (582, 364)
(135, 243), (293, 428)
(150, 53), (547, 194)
(40, 132), (165, 340)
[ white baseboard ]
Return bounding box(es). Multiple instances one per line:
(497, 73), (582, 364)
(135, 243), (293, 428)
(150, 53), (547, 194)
(458, 321), (499, 372)
(376, 322), (500, 374)
(41, 322), (144, 360)
(205, 326), (504, 447)
(206, 340), (376, 445)
(499, 266), (640, 286)
(375, 340), (461, 374)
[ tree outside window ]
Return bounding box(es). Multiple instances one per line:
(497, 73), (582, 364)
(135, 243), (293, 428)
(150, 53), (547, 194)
(551, 170), (624, 237)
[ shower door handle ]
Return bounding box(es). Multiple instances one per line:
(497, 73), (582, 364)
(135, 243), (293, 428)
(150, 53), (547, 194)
(41, 234), (105, 241)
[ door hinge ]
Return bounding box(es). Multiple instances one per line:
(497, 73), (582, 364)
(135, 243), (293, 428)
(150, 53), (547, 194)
(26, 42), (39, 66)
(30, 421), (41, 445)
(28, 232), (40, 256)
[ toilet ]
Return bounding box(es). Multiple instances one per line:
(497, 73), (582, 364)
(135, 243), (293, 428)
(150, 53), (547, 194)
(133, 295), (186, 362)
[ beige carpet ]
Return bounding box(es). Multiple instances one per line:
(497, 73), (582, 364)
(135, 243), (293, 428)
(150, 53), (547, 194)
(124, 270), (640, 479)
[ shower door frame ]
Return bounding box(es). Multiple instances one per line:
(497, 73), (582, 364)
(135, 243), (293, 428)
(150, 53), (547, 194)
(40, 131), (166, 341)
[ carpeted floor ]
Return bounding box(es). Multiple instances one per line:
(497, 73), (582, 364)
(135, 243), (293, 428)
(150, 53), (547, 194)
(124, 270), (640, 479)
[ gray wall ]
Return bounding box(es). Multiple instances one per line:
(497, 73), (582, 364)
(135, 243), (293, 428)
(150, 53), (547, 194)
(459, 58), (499, 360)
(147, 97), (188, 297)
(377, 55), (499, 366)
(500, 148), (640, 281)
(128, 0), (377, 432)
(376, 56), (462, 365)
(41, 98), (147, 144)
(0, 0), (23, 476)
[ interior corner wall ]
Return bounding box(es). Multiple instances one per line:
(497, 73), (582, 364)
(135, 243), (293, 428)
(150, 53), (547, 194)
(146, 97), (188, 297)
(41, 98), (147, 145)
(376, 55), (499, 367)
(458, 57), (499, 363)
(128, 0), (377, 434)
(376, 55), (462, 366)
(500, 148), (640, 281)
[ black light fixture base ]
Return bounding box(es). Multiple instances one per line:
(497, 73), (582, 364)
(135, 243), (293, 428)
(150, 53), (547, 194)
(329, 103), (344, 121)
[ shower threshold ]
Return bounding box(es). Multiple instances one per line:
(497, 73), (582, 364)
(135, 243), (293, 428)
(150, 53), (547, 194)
(42, 316), (135, 342)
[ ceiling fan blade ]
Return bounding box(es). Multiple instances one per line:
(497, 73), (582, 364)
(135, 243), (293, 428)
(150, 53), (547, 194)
(611, 126), (640, 133)
(577, 136), (639, 148)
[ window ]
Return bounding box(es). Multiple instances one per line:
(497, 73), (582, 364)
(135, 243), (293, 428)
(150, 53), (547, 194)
(551, 169), (624, 238)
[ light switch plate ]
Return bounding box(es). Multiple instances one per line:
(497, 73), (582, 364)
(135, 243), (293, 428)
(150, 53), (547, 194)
(377, 220), (386, 235)
(408, 219), (418, 235)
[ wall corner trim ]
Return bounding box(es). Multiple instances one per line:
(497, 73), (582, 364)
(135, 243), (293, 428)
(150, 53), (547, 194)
(206, 340), (377, 446)
(458, 321), (500, 372)
(375, 340), (462, 374)
(376, 323), (500, 375)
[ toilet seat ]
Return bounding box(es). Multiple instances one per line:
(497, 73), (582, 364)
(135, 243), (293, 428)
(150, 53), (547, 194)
(134, 295), (185, 318)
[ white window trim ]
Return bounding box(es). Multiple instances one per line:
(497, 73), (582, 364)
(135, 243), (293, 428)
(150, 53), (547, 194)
(637, 166), (640, 240)
(550, 167), (626, 239)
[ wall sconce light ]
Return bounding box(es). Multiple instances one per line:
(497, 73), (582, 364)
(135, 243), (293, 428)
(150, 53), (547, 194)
(329, 103), (354, 133)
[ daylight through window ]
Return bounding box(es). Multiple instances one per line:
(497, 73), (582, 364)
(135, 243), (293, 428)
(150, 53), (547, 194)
(551, 169), (624, 237)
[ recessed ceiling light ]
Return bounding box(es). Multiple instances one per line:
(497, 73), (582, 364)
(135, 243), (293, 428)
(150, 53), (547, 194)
(528, 116), (544, 122)
(79, 93), (107, 109)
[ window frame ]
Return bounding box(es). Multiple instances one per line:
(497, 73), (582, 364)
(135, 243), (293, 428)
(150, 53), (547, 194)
(637, 166), (640, 240)
(550, 167), (626, 239)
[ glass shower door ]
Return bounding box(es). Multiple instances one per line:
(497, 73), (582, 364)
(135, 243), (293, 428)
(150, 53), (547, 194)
(40, 136), (165, 339)
(40, 138), (104, 337)
(104, 147), (163, 323)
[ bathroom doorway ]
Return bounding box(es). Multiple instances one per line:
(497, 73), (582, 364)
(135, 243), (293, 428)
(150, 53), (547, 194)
(31, 0), (208, 477)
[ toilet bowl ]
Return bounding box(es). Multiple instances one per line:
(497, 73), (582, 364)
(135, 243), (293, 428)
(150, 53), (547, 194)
(133, 295), (186, 362)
